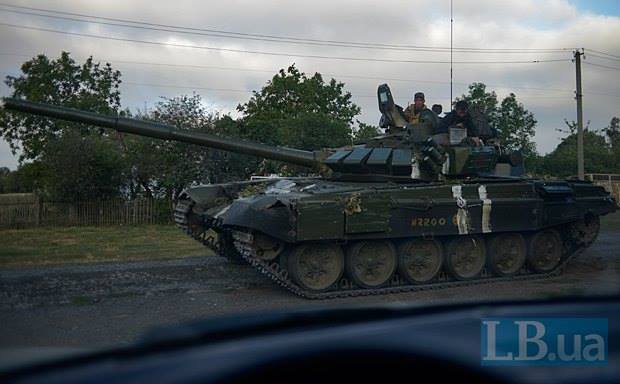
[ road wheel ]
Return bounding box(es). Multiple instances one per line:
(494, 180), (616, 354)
(445, 236), (486, 280)
(253, 233), (284, 261)
(346, 240), (397, 288)
(569, 215), (600, 247)
(487, 233), (526, 276)
(528, 229), (563, 273)
(288, 243), (344, 292)
(397, 239), (443, 283)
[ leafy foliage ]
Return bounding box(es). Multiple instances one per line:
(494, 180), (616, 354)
(0, 51), (122, 161)
(354, 122), (382, 141)
(457, 83), (537, 165)
(0, 163), (45, 194)
(457, 83), (499, 127)
(535, 119), (619, 177)
(237, 64), (359, 150)
(124, 94), (252, 200)
(539, 132), (614, 176)
(496, 93), (537, 157)
(604, 117), (620, 149)
(40, 131), (128, 200)
(0, 52), (125, 201)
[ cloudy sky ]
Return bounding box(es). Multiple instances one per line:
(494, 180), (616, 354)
(0, 0), (619, 169)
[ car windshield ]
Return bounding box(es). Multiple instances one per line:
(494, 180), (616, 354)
(0, 0), (618, 377)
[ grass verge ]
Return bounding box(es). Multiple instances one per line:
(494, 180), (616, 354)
(0, 212), (617, 268)
(0, 225), (209, 268)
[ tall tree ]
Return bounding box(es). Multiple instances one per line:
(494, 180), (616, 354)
(540, 120), (614, 176)
(124, 94), (251, 200)
(496, 93), (537, 157)
(0, 52), (126, 201)
(456, 82), (499, 127)
(458, 84), (538, 167)
(41, 131), (127, 200)
(237, 64), (360, 150)
(0, 51), (122, 160)
(604, 116), (620, 149)
(0, 162), (48, 194)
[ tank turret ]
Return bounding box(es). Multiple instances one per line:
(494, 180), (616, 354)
(1, 87), (615, 299)
(1, 84), (521, 181)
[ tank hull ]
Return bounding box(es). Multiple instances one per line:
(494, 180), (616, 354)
(175, 177), (616, 298)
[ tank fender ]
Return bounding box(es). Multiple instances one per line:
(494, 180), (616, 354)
(222, 195), (298, 242)
(183, 180), (276, 207)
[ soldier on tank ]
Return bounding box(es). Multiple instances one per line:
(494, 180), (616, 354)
(438, 100), (493, 146)
(403, 92), (437, 128)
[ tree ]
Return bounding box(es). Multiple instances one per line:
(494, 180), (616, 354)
(539, 120), (614, 177)
(0, 163), (46, 194)
(606, 117), (620, 173)
(604, 116), (620, 149)
(124, 94), (251, 200)
(457, 82), (499, 127)
(40, 131), (127, 200)
(0, 52), (127, 201)
(354, 122), (381, 141)
(458, 84), (538, 168)
(0, 51), (122, 160)
(496, 93), (537, 158)
(0, 167), (10, 193)
(237, 64), (360, 150)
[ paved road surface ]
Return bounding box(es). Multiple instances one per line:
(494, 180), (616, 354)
(1, 226), (618, 365)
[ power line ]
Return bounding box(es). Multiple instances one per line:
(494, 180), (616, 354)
(0, 22), (570, 65)
(586, 48), (620, 60)
(0, 51), (577, 94)
(2, 51), (617, 98)
(6, 50), (616, 98)
(0, 7), (568, 54)
(122, 81), (578, 99)
(128, 82), (617, 99)
(5, 65), (616, 100)
(586, 52), (620, 63)
(584, 61), (620, 71)
(0, 2), (573, 54)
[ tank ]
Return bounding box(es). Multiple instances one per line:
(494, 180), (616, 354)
(2, 86), (616, 299)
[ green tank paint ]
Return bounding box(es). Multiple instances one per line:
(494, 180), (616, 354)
(2, 83), (616, 298)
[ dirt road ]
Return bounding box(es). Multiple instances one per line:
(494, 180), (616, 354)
(1, 226), (618, 354)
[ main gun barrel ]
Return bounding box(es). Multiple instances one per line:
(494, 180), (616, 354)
(1, 98), (320, 168)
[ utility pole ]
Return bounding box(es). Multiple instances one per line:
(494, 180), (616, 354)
(574, 49), (585, 180)
(450, 0), (453, 108)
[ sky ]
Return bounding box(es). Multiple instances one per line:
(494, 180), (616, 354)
(0, 0), (619, 170)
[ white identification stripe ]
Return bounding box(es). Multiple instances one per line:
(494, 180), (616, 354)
(451, 185), (470, 235)
(478, 185), (492, 233)
(214, 204), (231, 218)
(411, 157), (421, 179)
(442, 155), (450, 175)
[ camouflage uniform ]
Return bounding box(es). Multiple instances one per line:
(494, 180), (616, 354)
(403, 104), (436, 125)
(403, 92), (438, 131)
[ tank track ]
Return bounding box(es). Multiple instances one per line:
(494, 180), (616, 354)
(175, 198), (588, 300)
(174, 198), (243, 262)
(233, 240), (585, 300)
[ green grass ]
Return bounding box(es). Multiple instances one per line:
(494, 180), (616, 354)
(0, 225), (209, 268)
(1, 212), (617, 268)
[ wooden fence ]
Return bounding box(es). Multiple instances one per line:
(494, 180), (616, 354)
(0, 194), (174, 229)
